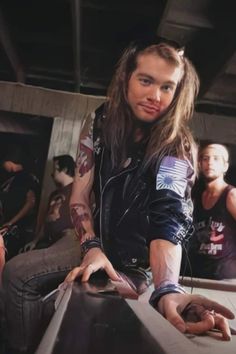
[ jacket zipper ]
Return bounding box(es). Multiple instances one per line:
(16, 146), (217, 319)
(99, 149), (139, 250)
(116, 193), (140, 226)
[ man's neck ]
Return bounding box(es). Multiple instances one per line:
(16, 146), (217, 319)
(12, 165), (23, 172)
(60, 175), (74, 187)
(205, 177), (227, 194)
(202, 177), (228, 209)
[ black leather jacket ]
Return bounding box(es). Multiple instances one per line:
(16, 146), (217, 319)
(92, 106), (194, 271)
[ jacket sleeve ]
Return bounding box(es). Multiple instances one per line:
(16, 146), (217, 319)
(147, 156), (194, 245)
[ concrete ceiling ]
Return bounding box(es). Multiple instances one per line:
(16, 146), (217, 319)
(0, 0), (236, 117)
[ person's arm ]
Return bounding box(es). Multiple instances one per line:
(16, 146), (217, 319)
(22, 190), (59, 252)
(148, 156), (193, 292)
(226, 187), (236, 220)
(21, 228), (45, 252)
(32, 191), (56, 244)
(148, 156), (234, 339)
(5, 189), (36, 226)
(150, 239), (182, 288)
(69, 113), (96, 243)
(149, 235), (235, 340)
(66, 111), (119, 283)
(0, 189), (36, 251)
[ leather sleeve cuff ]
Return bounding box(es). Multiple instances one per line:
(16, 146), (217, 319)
(81, 237), (102, 258)
(149, 283), (186, 309)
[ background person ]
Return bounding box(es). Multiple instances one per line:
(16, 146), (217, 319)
(23, 154), (76, 251)
(0, 146), (39, 260)
(1, 154), (81, 353)
(184, 143), (236, 280)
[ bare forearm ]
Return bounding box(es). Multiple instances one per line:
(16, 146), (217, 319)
(70, 200), (95, 242)
(8, 201), (34, 225)
(71, 112), (96, 243)
(7, 190), (35, 225)
(32, 228), (44, 243)
(150, 239), (182, 287)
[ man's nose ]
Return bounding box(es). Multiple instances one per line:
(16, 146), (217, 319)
(207, 157), (214, 165)
(148, 87), (161, 102)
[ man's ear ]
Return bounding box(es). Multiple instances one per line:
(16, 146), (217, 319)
(62, 167), (68, 175)
(223, 161), (229, 174)
(198, 160), (201, 171)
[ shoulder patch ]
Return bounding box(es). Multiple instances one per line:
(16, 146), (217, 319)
(156, 156), (189, 197)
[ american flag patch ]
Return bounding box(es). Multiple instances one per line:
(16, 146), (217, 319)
(156, 156), (188, 197)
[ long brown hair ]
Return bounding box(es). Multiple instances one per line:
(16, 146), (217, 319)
(103, 42), (199, 172)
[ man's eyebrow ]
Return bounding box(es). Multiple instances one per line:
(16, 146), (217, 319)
(137, 73), (176, 85)
(137, 73), (154, 80)
(163, 80), (176, 86)
(202, 154), (221, 158)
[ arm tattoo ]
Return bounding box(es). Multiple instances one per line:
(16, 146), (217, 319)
(76, 118), (94, 177)
(76, 139), (94, 177)
(70, 203), (95, 244)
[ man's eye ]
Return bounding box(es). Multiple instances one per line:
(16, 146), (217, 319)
(139, 78), (151, 85)
(162, 85), (173, 92)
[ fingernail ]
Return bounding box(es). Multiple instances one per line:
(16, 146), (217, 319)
(58, 282), (68, 290)
(114, 272), (123, 281)
(176, 323), (186, 333)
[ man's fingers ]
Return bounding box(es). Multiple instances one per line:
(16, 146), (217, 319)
(104, 263), (121, 281)
(186, 310), (232, 341)
(186, 310), (215, 334)
(65, 255), (119, 284)
(164, 305), (186, 333)
(81, 264), (96, 282)
(81, 261), (120, 282)
(65, 266), (84, 282)
(215, 313), (232, 341)
(190, 295), (235, 319)
(0, 227), (7, 236)
(211, 302), (235, 320)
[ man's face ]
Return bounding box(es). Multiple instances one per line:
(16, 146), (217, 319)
(52, 161), (63, 185)
(2, 161), (15, 172)
(199, 145), (229, 182)
(127, 53), (182, 123)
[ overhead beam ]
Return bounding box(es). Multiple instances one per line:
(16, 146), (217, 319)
(156, 0), (236, 103)
(71, 0), (81, 92)
(81, 0), (164, 17)
(0, 7), (25, 83)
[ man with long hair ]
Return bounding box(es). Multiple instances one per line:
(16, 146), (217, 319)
(66, 43), (234, 339)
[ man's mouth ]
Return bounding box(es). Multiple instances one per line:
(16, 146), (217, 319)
(139, 103), (160, 114)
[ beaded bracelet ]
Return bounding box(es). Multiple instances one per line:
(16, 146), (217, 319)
(81, 237), (102, 258)
(149, 283), (186, 308)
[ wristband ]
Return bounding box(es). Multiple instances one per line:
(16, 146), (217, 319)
(149, 283), (186, 308)
(81, 237), (102, 258)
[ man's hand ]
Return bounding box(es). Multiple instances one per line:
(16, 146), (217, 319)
(0, 234), (5, 248)
(65, 247), (120, 282)
(19, 241), (37, 253)
(0, 225), (9, 237)
(157, 292), (235, 340)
